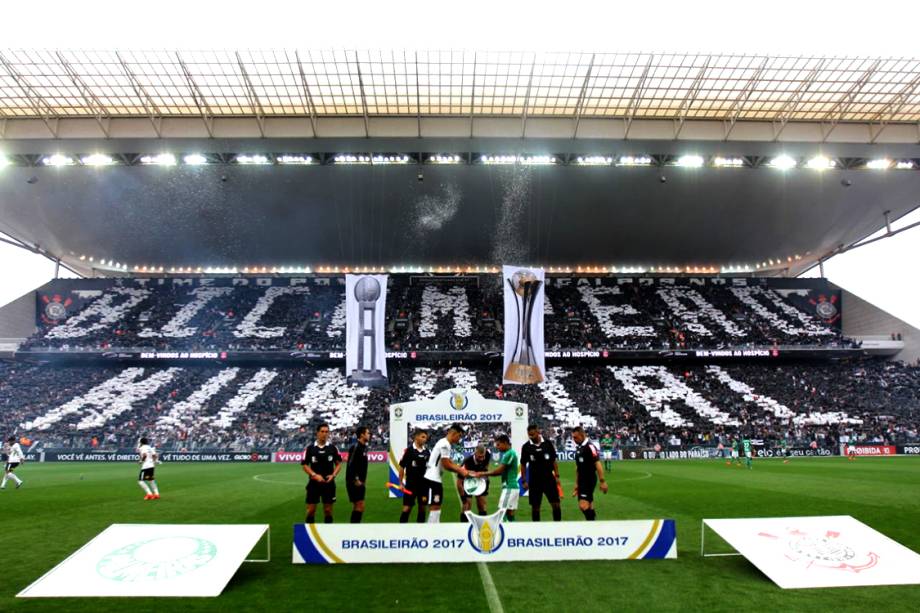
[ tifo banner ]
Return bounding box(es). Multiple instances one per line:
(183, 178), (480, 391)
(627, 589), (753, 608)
(702, 516), (920, 589)
(502, 265), (545, 385)
(293, 518), (676, 564)
(345, 274), (388, 385)
(18, 524), (269, 598)
(273, 450), (388, 464)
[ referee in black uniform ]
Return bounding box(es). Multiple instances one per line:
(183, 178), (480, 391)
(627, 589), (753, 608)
(346, 426), (370, 524)
(572, 426), (608, 520)
(398, 430), (430, 523)
(301, 423), (342, 524)
(521, 424), (562, 522)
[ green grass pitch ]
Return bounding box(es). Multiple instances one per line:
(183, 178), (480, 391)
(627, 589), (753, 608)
(1, 457), (919, 612)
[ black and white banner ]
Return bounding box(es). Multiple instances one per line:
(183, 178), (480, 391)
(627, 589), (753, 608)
(345, 274), (388, 385)
(502, 266), (546, 385)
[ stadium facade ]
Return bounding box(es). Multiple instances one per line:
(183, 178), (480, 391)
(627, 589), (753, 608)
(1, 49), (920, 453)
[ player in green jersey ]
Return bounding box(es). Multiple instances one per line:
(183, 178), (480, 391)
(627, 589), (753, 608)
(781, 437), (791, 464)
(742, 437), (753, 469)
(731, 438), (741, 467)
(479, 434), (520, 522)
(600, 433), (615, 470)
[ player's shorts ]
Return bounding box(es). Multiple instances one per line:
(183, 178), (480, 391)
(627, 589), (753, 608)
(602, 450), (613, 461)
(346, 482), (366, 503)
(731, 450), (739, 459)
(498, 488), (519, 511)
(138, 467), (155, 481)
(424, 479), (444, 506)
(306, 480), (337, 504)
(577, 479), (597, 503)
(6, 462), (20, 472)
(745, 451), (752, 459)
(401, 481), (427, 507)
(527, 479), (560, 506)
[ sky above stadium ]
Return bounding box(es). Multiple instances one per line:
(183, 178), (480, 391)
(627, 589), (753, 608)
(2, 0), (920, 331)
(2, 1), (919, 55)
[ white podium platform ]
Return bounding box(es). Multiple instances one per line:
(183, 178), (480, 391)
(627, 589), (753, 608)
(18, 524), (270, 598)
(702, 515), (920, 589)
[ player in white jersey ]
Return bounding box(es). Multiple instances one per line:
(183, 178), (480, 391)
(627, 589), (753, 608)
(2, 437), (25, 490)
(137, 437), (160, 500)
(423, 423), (469, 524)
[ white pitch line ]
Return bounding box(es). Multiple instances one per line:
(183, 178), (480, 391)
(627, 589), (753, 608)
(476, 558), (504, 613)
(614, 470), (653, 482)
(451, 474), (505, 613)
(253, 473), (304, 486)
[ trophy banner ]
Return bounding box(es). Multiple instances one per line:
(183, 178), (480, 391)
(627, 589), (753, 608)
(502, 265), (546, 385)
(346, 274), (388, 385)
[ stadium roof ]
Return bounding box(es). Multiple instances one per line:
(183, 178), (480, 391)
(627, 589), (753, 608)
(1, 156), (918, 279)
(1, 49), (919, 278)
(1, 50), (920, 142)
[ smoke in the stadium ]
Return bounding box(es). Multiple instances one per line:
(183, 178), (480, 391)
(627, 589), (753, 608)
(412, 182), (462, 235)
(491, 167), (532, 264)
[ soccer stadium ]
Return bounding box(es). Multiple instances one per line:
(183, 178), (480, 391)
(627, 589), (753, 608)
(2, 5), (920, 612)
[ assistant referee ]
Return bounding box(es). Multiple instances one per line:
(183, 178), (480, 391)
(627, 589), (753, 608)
(346, 425), (370, 524)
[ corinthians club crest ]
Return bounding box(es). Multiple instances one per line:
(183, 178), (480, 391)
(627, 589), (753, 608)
(809, 293), (840, 324)
(759, 527), (879, 573)
(41, 294), (72, 325)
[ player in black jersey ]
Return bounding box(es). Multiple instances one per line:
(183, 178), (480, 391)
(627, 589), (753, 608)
(301, 423), (342, 524)
(457, 445), (491, 522)
(572, 426), (607, 520)
(346, 426), (370, 524)
(521, 424), (562, 522)
(398, 430), (429, 523)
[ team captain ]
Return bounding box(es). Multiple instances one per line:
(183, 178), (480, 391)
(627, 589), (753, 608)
(423, 423), (469, 524)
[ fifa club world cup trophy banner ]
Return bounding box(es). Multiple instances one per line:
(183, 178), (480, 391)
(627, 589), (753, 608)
(346, 274), (388, 387)
(502, 266), (546, 385)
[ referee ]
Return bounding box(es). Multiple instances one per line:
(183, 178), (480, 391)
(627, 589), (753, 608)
(521, 424), (561, 522)
(301, 423), (342, 524)
(457, 445), (490, 522)
(572, 426), (607, 520)
(346, 426), (370, 524)
(398, 429), (430, 523)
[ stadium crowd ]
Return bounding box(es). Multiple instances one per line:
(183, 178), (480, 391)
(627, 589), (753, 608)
(1, 359), (917, 452)
(21, 276), (852, 354)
